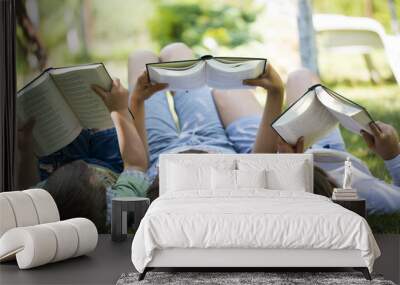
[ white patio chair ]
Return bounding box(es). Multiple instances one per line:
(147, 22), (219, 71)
(313, 14), (400, 85)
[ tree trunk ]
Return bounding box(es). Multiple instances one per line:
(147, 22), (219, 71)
(297, 0), (319, 74)
(16, 0), (47, 70)
(364, 0), (374, 18)
(388, 0), (400, 35)
(80, 0), (92, 60)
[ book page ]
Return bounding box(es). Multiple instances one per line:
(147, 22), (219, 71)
(272, 90), (338, 148)
(17, 74), (82, 156)
(148, 60), (200, 70)
(205, 59), (265, 89)
(148, 61), (206, 90)
(50, 64), (113, 129)
(315, 86), (373, 134)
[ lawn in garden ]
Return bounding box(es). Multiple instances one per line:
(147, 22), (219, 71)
(331, 83), (400, 233)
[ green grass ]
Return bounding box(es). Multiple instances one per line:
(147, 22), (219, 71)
(316, 47), (400, 233)
(330, 83), (400, 183)
(367, 214), (400, 234)
(324, 83), (400, 234)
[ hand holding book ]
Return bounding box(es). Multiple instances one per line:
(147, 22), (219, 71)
(17, 63), (114, 156)
(271, 84), (375, 149)
(92, 79), (129, 113)
(132, 71), (168, 102)
(361, 121), (400, 160)
(277, 136), (304, 154)
(243, 64), (284, 96)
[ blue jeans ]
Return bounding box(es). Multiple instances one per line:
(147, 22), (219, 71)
(225, 116), (347, 153)
(38, 128), (123, 180)
(145, 87), (236, 180)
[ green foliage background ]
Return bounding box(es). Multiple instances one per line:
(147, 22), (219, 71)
(15, 0), (400, 233)
(148, 0), (262, 50)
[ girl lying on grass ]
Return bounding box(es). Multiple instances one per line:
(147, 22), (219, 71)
(213, 67), (400, 215)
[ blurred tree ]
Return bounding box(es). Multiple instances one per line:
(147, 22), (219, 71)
(16, 0), (47, 71)
(17, 0), (91, 84)
(387, 0), (399, 34)
(80, 0), (93, 59)
(148, 0), (263, 51)
(365, 0), (373, 17)
(16, 0), (79, 77)
(298, 0), (319, 74)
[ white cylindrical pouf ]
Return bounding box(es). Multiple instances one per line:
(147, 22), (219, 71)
(65, 218), (98, 257)
(23, 189), (60, 224)
(42, 221), (79, 262)
(0, 226), (57, 269)
(0, 196), (17, 237)
(1, 192), (39, 227)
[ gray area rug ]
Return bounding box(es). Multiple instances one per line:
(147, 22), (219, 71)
(117, 272), (395, 285)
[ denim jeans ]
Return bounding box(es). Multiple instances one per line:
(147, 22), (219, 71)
(144, 87), (236, 180)
(38, 128), (123, 180)
(225, 116), (347, 153)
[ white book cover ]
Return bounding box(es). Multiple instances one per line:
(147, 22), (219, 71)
(271, 84), (374, 148)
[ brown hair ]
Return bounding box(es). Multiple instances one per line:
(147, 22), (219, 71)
(44, 160), (107, 232)
(313, 166), (337, 197)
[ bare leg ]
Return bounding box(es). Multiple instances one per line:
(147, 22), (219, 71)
(212, 68), (320, 154)
(159, 41), (261, 128)
(286, 68), (320, 105)
(158, 43), (235, 151)
(213, 68), (319, 128)
(128, 50), (160, 90)
(159, 42), (194, 62)
(212, 89), (262, 128)
(287, 68), (346, 151)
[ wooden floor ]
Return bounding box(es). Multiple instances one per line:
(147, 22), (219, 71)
(373, 234), (400, 284)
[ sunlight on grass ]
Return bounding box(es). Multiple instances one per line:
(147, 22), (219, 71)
(333, 83), (400, 183)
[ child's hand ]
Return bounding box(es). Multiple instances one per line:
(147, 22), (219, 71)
(132, 71), (168, 102)
(92, 79), (129, 113)
(361, 121), (400, 160)
(243, 64), (284, 96)
(277, 137), (304, 153)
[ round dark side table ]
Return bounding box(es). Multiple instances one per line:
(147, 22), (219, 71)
(111, 197), (150, 242)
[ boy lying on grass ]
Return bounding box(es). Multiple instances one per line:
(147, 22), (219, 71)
(17, 77), (166, 232)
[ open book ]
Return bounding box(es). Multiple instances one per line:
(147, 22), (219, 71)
(146, 55), (267, 90)
(272, 84), (374, 148)
(17, 63), (113, 156)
